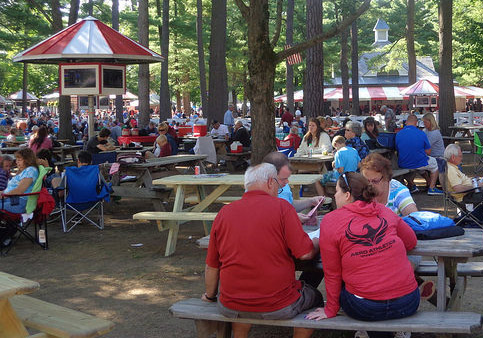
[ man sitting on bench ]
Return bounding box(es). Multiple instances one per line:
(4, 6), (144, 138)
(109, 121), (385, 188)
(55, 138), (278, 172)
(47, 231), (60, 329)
(203, 163), (323, 338)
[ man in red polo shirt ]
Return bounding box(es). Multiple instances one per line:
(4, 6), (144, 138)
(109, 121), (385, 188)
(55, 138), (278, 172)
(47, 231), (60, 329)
(203, 163), (322, 338)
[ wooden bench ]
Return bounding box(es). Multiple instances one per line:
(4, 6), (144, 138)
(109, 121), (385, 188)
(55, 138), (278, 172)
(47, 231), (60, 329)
(170, 298), (482, 338)
(133, 211), (218, 256)
(442, 136), (473, 148)
(11, 295), (114, 338)
(416, 261), (483, 277)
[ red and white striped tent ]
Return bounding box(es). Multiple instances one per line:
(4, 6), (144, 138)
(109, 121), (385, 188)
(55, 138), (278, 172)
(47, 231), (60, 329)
(323, 86), (410, 101)
(400, 79), (439, 96)
(13, 16), (163, 64)
(8, 90), (39, 101)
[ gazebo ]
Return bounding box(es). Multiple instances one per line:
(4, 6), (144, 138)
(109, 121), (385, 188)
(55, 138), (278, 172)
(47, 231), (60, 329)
(13, 16), (163, 139)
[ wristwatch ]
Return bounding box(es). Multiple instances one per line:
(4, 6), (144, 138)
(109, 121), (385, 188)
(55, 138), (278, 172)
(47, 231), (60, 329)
(204, 292), (217, 301)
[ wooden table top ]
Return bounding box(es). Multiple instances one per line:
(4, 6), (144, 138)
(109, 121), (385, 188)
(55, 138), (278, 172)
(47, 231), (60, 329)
(130, 154), (207, 168)
(449, 125), (483, 130)
(0, 272), (39, 298)
(153, 173), (323, 186)
(409, 228), (483, 258)
(290, 154), (334, 163)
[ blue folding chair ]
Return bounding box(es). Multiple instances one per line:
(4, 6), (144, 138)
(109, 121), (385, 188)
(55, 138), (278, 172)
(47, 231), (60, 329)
(60, 165), (111, 233)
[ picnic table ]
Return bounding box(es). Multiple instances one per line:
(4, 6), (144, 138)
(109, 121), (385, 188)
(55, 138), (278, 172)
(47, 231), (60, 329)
(409, 228), (483, 311)
(109, 154), (207, 211)
(117, 135), (157, 145)
(0, 271), (113, 337)
(1, 145), (81, 161)
(448, 125), (483, 137)
(289, 154), (334, 173)
(136, 173), (322, 256)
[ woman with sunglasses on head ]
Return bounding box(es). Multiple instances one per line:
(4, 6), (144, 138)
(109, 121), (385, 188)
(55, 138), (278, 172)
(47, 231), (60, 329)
(360, 153), (418, 217)
(306, 172), (419, 335)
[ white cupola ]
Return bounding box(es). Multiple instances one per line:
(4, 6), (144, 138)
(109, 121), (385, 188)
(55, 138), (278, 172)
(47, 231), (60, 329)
(372, 18), (390, 47)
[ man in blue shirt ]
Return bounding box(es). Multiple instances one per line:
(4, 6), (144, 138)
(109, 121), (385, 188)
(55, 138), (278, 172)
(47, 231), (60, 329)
(224, 105), (235, 130)
(396, 115), (443, 195)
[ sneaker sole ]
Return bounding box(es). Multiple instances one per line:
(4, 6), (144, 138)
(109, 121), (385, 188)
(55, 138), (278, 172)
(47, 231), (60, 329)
(427, 192), (443, 196)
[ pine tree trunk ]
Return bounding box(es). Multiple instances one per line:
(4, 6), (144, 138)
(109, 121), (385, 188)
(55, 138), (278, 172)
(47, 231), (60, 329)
(159, 0), (171, 121)
(407, 0), (416, 92)
(304, 0), (324, 118)
(112, 0), (124, 122)
(351, 17), (360, 115)
(438, 0), (455, 136)
(22, 63), (28, 115)
(207, 0), (228, 125)
(68, 0), (80, 26)
(196, 0), (208, 119)
(286, 0), (295, 114)
(340, 27), (350, 113)
(138, 0), (150, 129)
(245, 0), (277, 164)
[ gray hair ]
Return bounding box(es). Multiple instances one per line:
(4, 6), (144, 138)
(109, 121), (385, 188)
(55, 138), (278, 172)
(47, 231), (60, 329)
(346, 121), (362, 137)
(244, 163), (277, 190)
(444, 144), (461, 161)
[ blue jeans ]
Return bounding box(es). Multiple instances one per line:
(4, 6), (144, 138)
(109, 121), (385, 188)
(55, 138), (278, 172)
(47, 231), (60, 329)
(1, 197), (27, 214)
(340, 286), (420, 321)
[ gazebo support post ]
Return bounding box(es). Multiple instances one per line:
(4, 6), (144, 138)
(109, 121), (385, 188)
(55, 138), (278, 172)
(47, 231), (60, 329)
(88, 95), (95, 139)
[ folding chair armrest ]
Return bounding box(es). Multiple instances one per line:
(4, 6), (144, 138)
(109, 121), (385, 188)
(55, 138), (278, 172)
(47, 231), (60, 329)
(2, 191), (41, 198)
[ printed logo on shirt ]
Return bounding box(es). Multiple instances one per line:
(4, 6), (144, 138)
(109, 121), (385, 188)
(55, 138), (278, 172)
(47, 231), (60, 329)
(345, 216), (388, 247)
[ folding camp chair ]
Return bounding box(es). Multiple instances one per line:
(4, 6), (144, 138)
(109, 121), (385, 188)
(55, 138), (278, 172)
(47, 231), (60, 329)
(442, 161), (483, 228)
(276, 138), (296, 157)
(473, 131), (483, 175)
(0, 166), (55, 255)
(60, 165), (111, 233)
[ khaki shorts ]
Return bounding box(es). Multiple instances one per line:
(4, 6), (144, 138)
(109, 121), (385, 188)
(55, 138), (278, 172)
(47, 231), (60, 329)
(218, 282), (323, 320)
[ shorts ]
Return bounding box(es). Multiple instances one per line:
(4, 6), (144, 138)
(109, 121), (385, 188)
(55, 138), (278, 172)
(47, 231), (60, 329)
(416, 156), (438, 173)
(218, 282), (323, 320)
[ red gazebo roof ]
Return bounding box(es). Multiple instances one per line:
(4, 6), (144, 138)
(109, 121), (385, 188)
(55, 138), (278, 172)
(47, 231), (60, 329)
(13, 16), (163, 64)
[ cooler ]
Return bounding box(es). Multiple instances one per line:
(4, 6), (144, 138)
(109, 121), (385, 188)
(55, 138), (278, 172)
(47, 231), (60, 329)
(193, 124), (207, 137)
(177, 126), (192, 137)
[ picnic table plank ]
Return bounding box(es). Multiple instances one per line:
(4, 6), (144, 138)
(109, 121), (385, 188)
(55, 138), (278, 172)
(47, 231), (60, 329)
(0, 272), (39, 298)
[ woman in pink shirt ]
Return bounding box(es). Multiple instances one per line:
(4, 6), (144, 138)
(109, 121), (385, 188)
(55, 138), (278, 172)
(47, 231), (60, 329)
(29, 126), (52, 154)
(307, 172), (419, 326)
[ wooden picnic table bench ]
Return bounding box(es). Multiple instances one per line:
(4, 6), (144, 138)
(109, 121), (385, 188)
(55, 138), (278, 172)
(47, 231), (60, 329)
(415, 260), (483, 277)
(442, 135), (474, 148)
(11, 295), (114, 338)
(169, 298), (482, 338)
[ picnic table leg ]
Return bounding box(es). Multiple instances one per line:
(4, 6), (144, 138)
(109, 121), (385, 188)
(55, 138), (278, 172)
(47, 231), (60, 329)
(437, 257), (447, 311)
(192, 185), (231, 213)
(196, 185), (211, 235)
(0, 298), (30, 338)
(194, 320), (231, 338)
(164, 186), (185, 256)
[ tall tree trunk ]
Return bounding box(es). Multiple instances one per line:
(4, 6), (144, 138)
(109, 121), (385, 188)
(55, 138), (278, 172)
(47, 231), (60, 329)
(112, 0), (124, 122)
(351, 15), (359, 115)
(138, 0), (150, 129)
(87, 0), (93, 16)
(69, 0), (80, 25)
(340, 26), (350, 113)
(438, 0), (455, 136)
(304, 0), (324, 118)
(245, 0), (276, 164)
(158, 0), (171, 121)
(286, 0), (295, 114)
(52, 0), (75, 141)
(22, 63), (28, 115)
(406, 0), (416, 110)
(207, 0), (228, 125)
(196, 0), (208, 119)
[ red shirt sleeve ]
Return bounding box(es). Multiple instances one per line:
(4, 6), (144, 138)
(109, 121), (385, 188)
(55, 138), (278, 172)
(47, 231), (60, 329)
(281, 200), (314, 259)
(319, 213), (342, 318)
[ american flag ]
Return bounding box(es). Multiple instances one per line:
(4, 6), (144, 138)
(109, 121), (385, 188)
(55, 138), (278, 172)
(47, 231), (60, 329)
(285, 44), (302, 65)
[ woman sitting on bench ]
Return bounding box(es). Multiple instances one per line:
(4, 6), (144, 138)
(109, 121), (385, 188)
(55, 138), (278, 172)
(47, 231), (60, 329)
(307, 173), (419, 329)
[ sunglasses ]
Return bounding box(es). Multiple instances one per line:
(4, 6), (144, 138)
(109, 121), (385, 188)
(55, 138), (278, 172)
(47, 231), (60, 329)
(342, 173), (351, 192)
(367, 175), (384, 185)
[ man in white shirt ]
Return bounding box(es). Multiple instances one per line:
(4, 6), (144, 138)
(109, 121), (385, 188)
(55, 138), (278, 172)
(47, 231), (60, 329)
(210, 120), (229, 140)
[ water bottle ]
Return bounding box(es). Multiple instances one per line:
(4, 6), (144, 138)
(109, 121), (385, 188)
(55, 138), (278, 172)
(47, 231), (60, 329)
(309, 148), (313, 158)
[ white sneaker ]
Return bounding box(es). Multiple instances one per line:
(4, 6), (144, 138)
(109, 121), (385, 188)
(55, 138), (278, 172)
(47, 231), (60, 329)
(354, 331), (370, 338)
(394, 332), (411, 338)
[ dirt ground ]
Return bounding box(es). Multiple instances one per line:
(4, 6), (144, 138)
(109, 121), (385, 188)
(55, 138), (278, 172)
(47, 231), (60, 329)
(1, 150), (483, 338)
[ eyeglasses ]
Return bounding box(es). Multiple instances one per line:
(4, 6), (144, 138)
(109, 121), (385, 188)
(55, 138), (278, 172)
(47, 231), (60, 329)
(273, 178), (284, 195)
(342, 173), (351, 192)
(367, 175), (384, 185)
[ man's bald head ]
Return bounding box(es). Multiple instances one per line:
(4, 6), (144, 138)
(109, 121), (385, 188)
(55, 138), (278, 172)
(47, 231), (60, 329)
(406, 115), (418, 126)
(263, 151), (291, 173)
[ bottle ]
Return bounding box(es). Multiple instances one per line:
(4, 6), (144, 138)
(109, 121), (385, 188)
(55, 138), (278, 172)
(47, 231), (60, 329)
(308, 143), (313, 158)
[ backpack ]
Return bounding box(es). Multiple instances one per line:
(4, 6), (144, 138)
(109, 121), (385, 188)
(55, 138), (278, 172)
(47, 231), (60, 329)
(377, 132), (396, 150)
(403, 211), (465, 240)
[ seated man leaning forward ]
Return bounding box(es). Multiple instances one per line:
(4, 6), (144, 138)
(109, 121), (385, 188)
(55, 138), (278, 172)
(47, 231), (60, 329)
(395, 115), (443, 196)
(203, 163), (323, 338)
